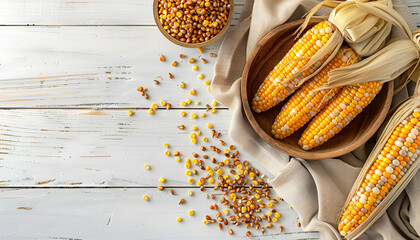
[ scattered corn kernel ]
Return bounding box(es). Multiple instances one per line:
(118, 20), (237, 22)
(190, 89), (196, 95)
(164, 150), (170, 156)
(224, 148), (230, 153)
(198, 74), (204, 80)
(195, 101), (200, 105)
(211, 108), (216, 113)
(148, 108), (154, 115)
(180, 101), (187, 107)
(267, 211), (273, 217)
(191, 126), (198, 131)
(272, 217), (278, 222)
(208, 177), (214, 184)
(137, 86), (143, 92)
(159, 55), (165, 61)
(192, 65), (198, 71)
(197, 181), (202, 186)
(160, 100), (167, 106)
(207, 123), (213, 129)
(172, 61), (178, 67)
(180, 82), (185, 88)
(297, 222), (301, 227)
(203, 219), (209, 225)
(191, 113), (197, 119)
(201, 58), (207, 64)
(159, 177), (165, 183)
(168, 73), (173, 79)
(179, 54), (185, 58)
(185, 163), (191, 169)
(144, 164), (150, 170)
(210, 53), (215, 57)
(224, 209), (229, 215)
(197, 131), (201, 136)
(203, 137), (208, 142)
(151, 103), (158, 110)
(200, 113), (206, 117)
(175, 157), (181, 162)
(167, 103), (171, 109)
(267, 202), (273, 208)
(186, 99), (192, 105)
(143, 195), (149, 201)
(192, 158), (198, 165)
(212, 101), (217, 106)
(176, 217), (182, 222)
(188, 190), (193, 196)
(192, 139), (197, 144)
(198, 47), (203, 53)
(275, 212), (281, 218)
(190, 133), (196, 139)
(189, 58), (196, 63)
(208, 86), (211, 92)
(180, 111), (186, 117)
(188, 178), (194, 184)
(188, 210), (194, 216)
(204, 80), (211, 85)
(128, 110), (134, 116)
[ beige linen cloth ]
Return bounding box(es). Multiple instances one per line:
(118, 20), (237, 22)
(211, 0), (420, 239)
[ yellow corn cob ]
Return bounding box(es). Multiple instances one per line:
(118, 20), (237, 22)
(299, 81), (382, 150)
(271, 46), (358, 139)
(252, 21), (334, 113)
(338, 109), (420, 237)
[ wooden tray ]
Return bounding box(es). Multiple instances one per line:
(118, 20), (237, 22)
(241, 19), (394, 160)
(153, 0), (234, 48)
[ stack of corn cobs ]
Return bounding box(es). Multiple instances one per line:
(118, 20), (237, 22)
(251, 20), (382, 150)
(251, 0), (420, 239)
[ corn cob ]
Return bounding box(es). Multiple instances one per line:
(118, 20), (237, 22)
(299, 81), (382, 150)
(252, 21), (334, 113)
(338, 108), (420, 237)
(271, 46), (358, 139)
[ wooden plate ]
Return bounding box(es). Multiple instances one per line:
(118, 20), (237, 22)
(153, 0), (234, 48)
(241, 19), (394, 160)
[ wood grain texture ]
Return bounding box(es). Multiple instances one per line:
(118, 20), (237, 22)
(0, 26), (225, 108)
(241, 19), (393, 160)
(0, 0), (244, 26)
(0, 109), (274, 186)
(0, 188), (320, 240)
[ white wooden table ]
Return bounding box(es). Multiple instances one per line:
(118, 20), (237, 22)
(0, 1), (418, 239)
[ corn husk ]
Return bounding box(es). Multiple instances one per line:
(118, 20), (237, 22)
(288, 0), (412, 89)
(338, 83), (420, 239)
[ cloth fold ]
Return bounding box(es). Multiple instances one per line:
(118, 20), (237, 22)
(211, 0), (420, 239)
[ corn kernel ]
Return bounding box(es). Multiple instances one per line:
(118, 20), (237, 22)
(189, 58), (196, 63)
(160, 100), (167, 106)
(172, 61), (178, 67)
(267, 211), (273, 217)
(212, 101), (217, 106)
(188, 210), (194, 216)
(191, 139), (197, 144)
(192, 126), (198, 131)
(189, 89), (196, 95)
(207, 123), (213, 129)
(128, 110), (134, 116)
(238, 169), (244, 175)
(159, 55), (165, 61)
(234, 175), (240, 180)
(297, 222), (301, 227)
(143, 195), (149, 201)
(186, 170), (192, 176)
(163, 143), (169, 148)
(176, 217), (182, 222)
(272, 217), (278, 222)
(223, 174), (229, 179)
(200, 113), (206, 117)
(198, 47), (203, 53)
(254, 193), (261, 199)
(203, 219), (209, 225)
(180, 82), (185, 88)
(241, 206), (247, 213)
(249, 172), (255, 178)
(195, 101), (200, 105)
(223, 159), (230, 164)
(197, 181), (202, 186)
(190, 133), (196, 139)
(191, 113), (197, 119)
(164, 150), (170, 156)
(188, 178), (194, 184)
(208, 86), (211, 92)
(159, 177), (165, 183)
(185, 158), (191, 164)
(185, 163), (191, 169)
(151, 103), (158, 110)
(175, 157), (181, 162)
(211, 108), (216, 113)
(180, 111), (186, 117)
(224, 209), (229, 215)
(252, 180), (258, 185)
(188, 190), (193, 196)
(144, 164), (150, 170)
(192, 158), (198, 165)
(180, 101), (187, 107)
(275, 212), (281, 218)
(204, 80), (211, 85)
(196, 131), (201, 136)
(148, 108), (154, 115)
(198, 74), (204, 79)
(203, 137), (208, 142)
(208, 177), (214, 184)
(267, 202), (273, 208)
(192, 65), (198, 71)
(205, 166), (210, 171)
(224, 148), (230, 153)
(186, 99), (192, 105)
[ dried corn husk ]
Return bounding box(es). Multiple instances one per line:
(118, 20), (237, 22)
(319, 31), (420, 90)
(287, 0), (412, 88)
(338, 82), (420, 240)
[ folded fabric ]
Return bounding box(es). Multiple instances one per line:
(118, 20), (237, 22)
(211, 0), (420, 239)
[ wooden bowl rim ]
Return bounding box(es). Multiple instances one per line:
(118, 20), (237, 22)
(153, 0), (235, 48)
(241, 18), (394, 160)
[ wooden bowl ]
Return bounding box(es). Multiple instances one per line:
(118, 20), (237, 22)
(241, 19), (394, 160)
(153, 0), (234, 48)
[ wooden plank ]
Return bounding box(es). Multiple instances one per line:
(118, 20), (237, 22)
(0, 188), (319, 240)
(0, 0), (244, 26)
(0, 109), (274, 187)
(0, 26), (225, 109)
(403, 0), (420, 25)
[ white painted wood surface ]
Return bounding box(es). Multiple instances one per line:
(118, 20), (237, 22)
(0, 0), (418, 239)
